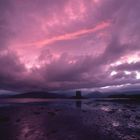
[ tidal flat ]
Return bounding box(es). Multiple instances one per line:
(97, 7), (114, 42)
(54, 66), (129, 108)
(0, 99), (140, 140)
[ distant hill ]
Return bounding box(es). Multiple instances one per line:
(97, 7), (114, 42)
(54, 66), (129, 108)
(85, 91), (105, 98)
(108, 91), (140, 99)
(120, 90), (140, 95)
(85, 90), (140, 99)
(2, 90), (140, 99)
(108, 94), (140, 99)
(0, 94), (13, 98)
(10, 91), (68, 99)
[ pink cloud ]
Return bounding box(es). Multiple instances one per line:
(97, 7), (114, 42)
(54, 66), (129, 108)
(0, 0), (140, 91)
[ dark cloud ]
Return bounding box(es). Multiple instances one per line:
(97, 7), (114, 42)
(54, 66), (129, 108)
(0, 50), (48, 91)
(0, 50), (25, 89)
(114, 62), (140, 72)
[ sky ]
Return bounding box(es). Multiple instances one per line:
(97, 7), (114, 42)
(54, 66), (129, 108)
(0, 0), (140, 92)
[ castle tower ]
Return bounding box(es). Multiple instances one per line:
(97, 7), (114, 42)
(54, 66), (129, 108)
(76, 90), (82, 99)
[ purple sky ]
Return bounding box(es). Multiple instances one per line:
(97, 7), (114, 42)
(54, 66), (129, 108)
(0, 0), (140, 92)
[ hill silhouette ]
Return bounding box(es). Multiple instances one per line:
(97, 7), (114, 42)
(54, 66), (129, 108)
(10, 91), (67, 99)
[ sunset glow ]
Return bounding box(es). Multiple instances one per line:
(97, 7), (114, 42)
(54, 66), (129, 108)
(0, 0), (140, 91)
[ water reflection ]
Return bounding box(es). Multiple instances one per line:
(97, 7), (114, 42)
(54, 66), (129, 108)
(16, 107), (47, 140)
(75, 100), (82, 109)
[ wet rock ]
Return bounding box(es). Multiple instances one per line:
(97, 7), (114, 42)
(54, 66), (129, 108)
(24, 129), (34, 138)
(131, 109), (136, 112)
(123, 114), (131, 119)
(40, 107), (44, 110)
(47, 111), (56, 116)
(108, 109), (116, 114)
(82, 110), (87, 113)
(125, 105), (136, 109)
(122, 108), (127, 111)
(50, 130), (57, 134)
(135, 115), (140, 120)
(0, 116), (10, 123)
(16, 118), (21, 123)
(122, 135), (138, 140)
(85, 102), (92, 105)
(55, 109), (62, 112)
(33, 111), (41, 115)
(47, 130), (58, 136)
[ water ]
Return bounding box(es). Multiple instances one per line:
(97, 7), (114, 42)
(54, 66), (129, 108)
(0, 98), (140, 140)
